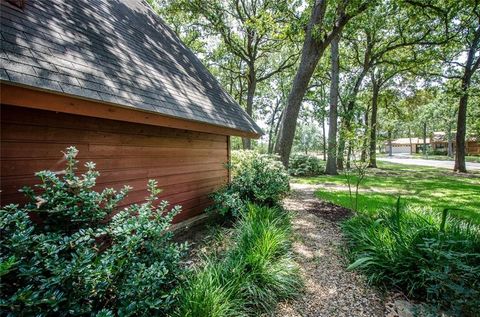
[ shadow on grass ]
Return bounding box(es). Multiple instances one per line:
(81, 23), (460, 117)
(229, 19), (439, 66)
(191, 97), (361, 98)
(296, 162), (480, 224)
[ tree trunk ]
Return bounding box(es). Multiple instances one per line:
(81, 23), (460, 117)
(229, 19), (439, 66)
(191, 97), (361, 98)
(275, 0), (364, 166)
(346, 141), (352, 169)
(408, 128), (413, 154)
(325, 33), (340, 175)
(322, 111), (327, 161)
(447, 127), (453, 158)
(388, 130), (393, 157)
(337, 65), (369, 169)
(267, 100), (281, 154)
(423, 122), (427, 156)
(454, 25), (480, 172)
(368, 77), (379, 168)
(454, 88), (468, 172)
(336, 126), (345, 170)
(360, 110), (369, 162)
(242, 67), (257, 149)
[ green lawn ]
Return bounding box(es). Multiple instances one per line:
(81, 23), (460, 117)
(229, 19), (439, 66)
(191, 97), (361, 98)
(295, 161), (480, 224)
(409, 153), (480, 163)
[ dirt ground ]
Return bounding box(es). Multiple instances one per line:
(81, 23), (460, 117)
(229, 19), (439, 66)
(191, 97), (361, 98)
(275, 182), (387, 317)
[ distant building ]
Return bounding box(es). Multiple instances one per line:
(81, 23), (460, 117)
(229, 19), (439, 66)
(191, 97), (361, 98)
(385, 132), (480, 156)
(431, 132), (480, 156)
(384, 137), (430, 154)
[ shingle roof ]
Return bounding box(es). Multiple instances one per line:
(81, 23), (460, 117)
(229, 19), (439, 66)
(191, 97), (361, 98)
(0, 0), (262, 136)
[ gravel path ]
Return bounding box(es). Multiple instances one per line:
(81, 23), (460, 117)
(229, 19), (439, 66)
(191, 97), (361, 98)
(275, 182), (384, 317)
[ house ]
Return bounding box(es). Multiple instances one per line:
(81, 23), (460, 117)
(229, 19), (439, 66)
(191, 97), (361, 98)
(385, 133), (480, 156)
(431, 132), (480, 156)
(0, 0), (262, 223)
(384, 137), (430, 154)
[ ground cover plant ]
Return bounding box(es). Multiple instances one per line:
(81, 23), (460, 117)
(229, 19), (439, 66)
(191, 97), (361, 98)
(0, 147), (187, 316)
(288, 154), (325, 176)
(211, 150), (290, 217)
(342, 205), (480, 316)
(177, 151), (300, 316)
(174, 204), (301, 317)
(295, 161), (480, 224)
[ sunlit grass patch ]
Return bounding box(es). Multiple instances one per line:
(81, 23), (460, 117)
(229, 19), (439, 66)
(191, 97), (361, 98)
(296, 161), (480, 224)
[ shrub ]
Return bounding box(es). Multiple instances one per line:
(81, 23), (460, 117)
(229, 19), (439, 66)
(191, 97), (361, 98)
(0, 147), (187, 316)
(342, 206), (480, 316)
(175, 204), (301, 316)
(211, 151), (289, 217)
(288, 154), (324, 176)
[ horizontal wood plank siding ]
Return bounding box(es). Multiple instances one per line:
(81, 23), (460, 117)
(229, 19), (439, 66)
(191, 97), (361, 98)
(1, 105), (228, 223)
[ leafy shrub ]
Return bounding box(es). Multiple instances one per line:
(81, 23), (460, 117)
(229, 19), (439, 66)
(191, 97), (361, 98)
(211, 151), (289, 217)
(0, 147), (187, 316)
(288, 154), (324, 176)
(343, 206), (480, 316)
(175, 204), (301, 316)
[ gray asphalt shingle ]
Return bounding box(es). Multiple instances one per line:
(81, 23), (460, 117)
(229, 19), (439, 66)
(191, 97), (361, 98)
(0, 0), (262, 136)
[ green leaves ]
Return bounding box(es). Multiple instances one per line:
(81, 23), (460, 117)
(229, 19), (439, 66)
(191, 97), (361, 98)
(211, 150), (290, 217)
(342, 205), (480, 315)
(288, 154), (325, 176)
(175, 204), (300, 316)
(0, 147), (187, 316)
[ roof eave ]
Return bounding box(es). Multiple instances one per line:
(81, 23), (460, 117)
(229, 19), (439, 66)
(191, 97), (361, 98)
(0, 82), (263, 138)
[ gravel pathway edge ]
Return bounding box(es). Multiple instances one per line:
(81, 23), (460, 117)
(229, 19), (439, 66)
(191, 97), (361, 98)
(274, 182), (385, 317)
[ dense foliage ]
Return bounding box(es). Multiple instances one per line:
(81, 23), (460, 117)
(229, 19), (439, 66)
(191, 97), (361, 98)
(211, 150), (290, 217)
(343, 206), (480, 316)
(0, 147), (186, 316)
(175, 204), (301, 316)
(288, 154), (325, 176)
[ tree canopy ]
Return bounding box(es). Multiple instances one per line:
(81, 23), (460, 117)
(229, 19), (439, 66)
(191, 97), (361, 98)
(151, 0), (480, 172)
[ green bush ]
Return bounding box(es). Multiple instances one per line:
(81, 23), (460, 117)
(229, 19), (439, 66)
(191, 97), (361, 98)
(0, 147), (187, 316)
(211, 151), (290, 217)
(288, 154), (324, 176)
(175, 204), (301, 316)
(342, 206), (480, 316)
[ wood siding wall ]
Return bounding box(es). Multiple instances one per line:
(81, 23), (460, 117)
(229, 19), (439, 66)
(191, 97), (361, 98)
(1, 105), (228, 223)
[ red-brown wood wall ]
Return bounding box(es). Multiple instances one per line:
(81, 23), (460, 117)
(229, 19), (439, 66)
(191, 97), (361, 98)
(0, 105), (229, 223)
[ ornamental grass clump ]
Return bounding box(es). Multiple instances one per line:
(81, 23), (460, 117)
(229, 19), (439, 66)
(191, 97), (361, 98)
(342, 205), (480, 316)
(0, 147), (187, 316)
(175, 204), (301, 316)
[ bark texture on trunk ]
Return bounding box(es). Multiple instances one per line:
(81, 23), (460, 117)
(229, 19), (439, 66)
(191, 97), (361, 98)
(423, 122), (427, 156)
(336, 128), (345, 170)
(447, 128), (453, 157)
(454, 25), (480, 172)
(322, 112), (327, 161)
(325, 33), (340, 175)
(275, 0), (365, 167)
(242, 67), (256, 149)
(368, 76), (379, 168)
(360, 110), (369, 162)
(455, 91), (468, 172)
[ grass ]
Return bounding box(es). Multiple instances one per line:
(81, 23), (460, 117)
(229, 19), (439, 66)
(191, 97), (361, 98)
(409, 153), (480, 163)
(294, 161), (480, 224)
(342, 205), (480, 316)
(174, 204), (301, 316)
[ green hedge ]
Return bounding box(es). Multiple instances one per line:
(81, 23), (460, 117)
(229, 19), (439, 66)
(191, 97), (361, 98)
(288, 154), (324, 176)
(211, 150), (290, 217)
(0, 147), (186, 316)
